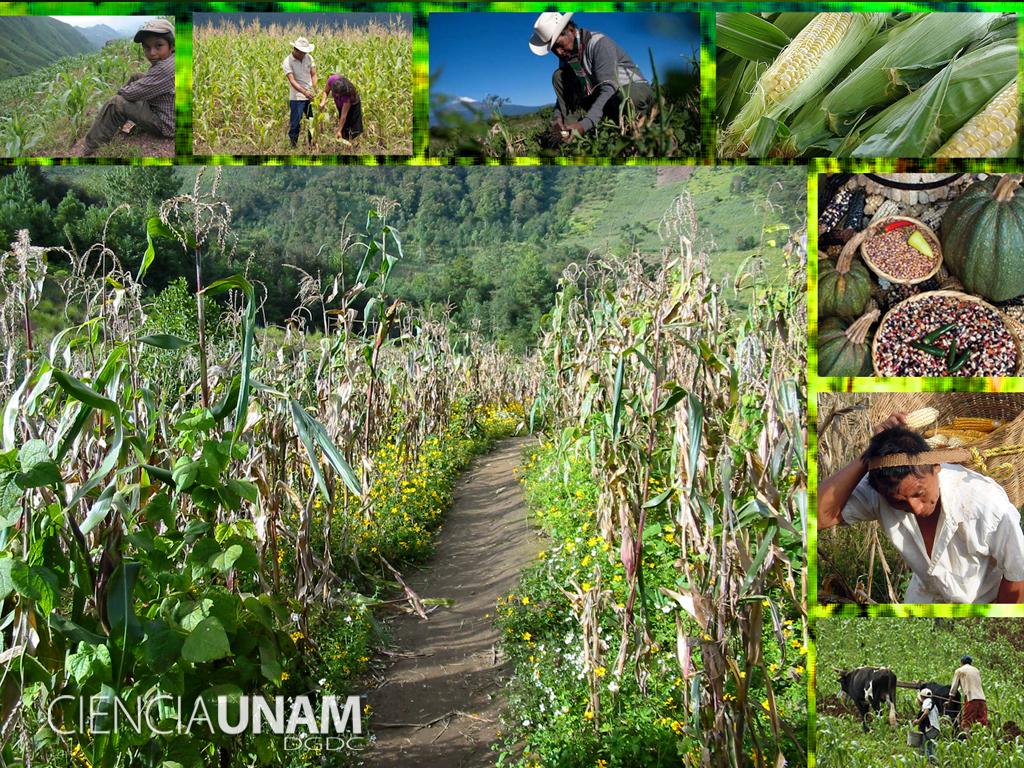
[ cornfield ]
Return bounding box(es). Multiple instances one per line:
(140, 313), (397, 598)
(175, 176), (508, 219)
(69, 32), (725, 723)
(193, 20), (413, 156)
(0, 170), (529, 766)
(521, 190), (808, 766)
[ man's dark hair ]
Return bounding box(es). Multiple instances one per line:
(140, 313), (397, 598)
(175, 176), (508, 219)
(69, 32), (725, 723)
(564, 21), (578, 34)
(864, 426), (934, 496)
(140, 31), (175, 50)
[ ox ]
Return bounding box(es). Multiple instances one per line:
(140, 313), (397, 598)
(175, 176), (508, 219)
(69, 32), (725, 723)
(838, 667), (898, 732)
(919, 682), (962, 725)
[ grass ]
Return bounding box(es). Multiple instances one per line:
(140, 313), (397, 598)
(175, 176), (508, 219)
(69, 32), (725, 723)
(0, 39), (149, 158)
(193, 19), (412, 156)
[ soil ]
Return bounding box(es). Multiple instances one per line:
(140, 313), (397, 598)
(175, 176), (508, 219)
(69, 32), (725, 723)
(59, 130), (175, 159)
(360, 437), (542, 768)
(656, 166), (696, 185)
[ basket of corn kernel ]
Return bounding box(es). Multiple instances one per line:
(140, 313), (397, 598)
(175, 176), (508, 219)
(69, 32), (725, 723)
(872, 291), (1022, 377)
(860, 216), (942, 285)
(867, 393), (1024, 507)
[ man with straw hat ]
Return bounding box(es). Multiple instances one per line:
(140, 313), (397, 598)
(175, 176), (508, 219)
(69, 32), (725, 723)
(950, 655), (989, 731)
(528, 12), (651, 144)
(283, 36), (317, 148)
(817, 412), (1024, 603)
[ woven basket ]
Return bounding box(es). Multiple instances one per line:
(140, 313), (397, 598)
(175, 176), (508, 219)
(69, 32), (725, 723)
(871, 290), (1024, 377)
(868, 392), (1024, 508)
(860, 216), (942, 285)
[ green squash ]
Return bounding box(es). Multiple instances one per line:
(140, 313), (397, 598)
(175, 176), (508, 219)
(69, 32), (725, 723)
(941, 175), (1024, 302)
(818, 312), (876, 377)
(818, 249), (872, 320)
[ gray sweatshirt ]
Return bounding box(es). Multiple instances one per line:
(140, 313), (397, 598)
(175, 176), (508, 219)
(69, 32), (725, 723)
(554, 30), (648, 131)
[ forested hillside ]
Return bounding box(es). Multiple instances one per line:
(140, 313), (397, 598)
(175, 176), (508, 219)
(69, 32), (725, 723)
(0, 16), (97, 79)
(0, 165), (805, 349)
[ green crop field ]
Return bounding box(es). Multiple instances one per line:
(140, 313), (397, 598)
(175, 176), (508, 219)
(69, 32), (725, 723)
(0, 39), (149, 158)
(816, 617), (1024, 768)
(193, 20), (412, 156)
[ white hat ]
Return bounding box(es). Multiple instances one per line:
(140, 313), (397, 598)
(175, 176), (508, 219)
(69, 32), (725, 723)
(918, 688), (932, 700)
(529, 12), (574, 56)
(291, 37), (315, 53)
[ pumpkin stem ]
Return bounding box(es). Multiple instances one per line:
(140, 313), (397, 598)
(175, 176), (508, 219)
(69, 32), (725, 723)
(994, 174), (1022, 202)
(836, 230), (869, 275)
(845, 307), (880, 345)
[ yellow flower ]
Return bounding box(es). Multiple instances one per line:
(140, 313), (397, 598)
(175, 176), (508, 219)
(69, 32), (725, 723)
(583, 710), (594, 720)
(594, 667), (607, 677)
(522, 632), (532, 641)
(281, 672), (290, 681)
(521, 597), (530, 605)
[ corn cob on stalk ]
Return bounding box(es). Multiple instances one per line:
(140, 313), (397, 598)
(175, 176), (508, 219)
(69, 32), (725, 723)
(719, 12), (886, 156)
(820, 12), (1005, 135)
(951, 417), (1004, 432)
(905, 407), (940, 430)
(933, 79), (1019, 158)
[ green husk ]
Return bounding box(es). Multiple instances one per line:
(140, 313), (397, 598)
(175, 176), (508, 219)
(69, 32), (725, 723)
(820, 12), (1004, 135)
(836, 39), (1016, 157)
(719, 12), (886, 157)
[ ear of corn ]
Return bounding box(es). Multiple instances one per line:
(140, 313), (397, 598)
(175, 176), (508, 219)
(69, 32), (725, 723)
(905, 407), (940, 430)
(836, 40), (1017, 157)
(952, 417), (1004, 432)
(925, 427), (989, 440)
(933, 79), (1019, 158)
(821, 12), (1004, 135)
(720, 12), (886, 156)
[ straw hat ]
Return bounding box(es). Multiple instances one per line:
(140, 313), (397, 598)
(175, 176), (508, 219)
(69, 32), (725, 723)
(291, 37), (315, 53)
(529, 12), (574, 56)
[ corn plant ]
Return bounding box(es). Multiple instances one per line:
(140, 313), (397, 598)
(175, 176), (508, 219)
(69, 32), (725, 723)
(193, 19), (412, 155)
(526, 188), (807, 767)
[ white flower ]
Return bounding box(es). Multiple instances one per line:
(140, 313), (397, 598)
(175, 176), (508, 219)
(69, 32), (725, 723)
(608, 681), (620, 692)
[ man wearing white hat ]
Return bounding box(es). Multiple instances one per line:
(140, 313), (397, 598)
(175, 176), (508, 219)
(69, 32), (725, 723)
(283, 37), (318, 148)
(529, 12), (651, 144)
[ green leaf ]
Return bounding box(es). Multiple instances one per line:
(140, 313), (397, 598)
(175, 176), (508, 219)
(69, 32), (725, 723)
(66, 643), (112, 685)
(716, 12), (790, 61)
(748, 116), (783, 157)
(80, 482), (117, 535)
(181, 617), (232, 663)
(11, 561), (58, 614)
(144, 620), (184, 674)
(107, 562), (143, 650)
(0, 471), (23, 529)
(210, 544), (242, 573)
(144, 493), (174, 529)
(643, 486), (676, 509)
(16, 440), (61, 488)
(290, 401), (362, 498)
(48, 613), (107, 646)
(0, 556), (14, 599)
(138, 334), (196, 350)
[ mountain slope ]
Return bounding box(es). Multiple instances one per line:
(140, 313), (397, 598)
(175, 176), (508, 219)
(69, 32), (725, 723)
(72, 23), (123, 49)
(0, 16), (97, 80)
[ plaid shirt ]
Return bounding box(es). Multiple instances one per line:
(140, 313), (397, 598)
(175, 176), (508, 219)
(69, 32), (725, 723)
(118, 55), (175, 137)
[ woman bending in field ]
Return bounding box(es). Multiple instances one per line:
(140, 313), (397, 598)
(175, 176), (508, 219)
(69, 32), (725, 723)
(318, 75), (363, 142)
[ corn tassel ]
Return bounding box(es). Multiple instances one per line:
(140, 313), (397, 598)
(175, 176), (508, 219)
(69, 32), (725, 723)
(905, 408), (940, 430)
(933, 79), (1019, 158)
(719, 12), (886, 156)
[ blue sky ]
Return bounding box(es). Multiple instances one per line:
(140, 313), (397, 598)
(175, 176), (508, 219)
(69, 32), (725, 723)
(429, 12), (699, 107)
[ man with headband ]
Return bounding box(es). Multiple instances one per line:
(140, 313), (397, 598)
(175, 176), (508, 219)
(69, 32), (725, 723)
(817, 412), (1024, 603)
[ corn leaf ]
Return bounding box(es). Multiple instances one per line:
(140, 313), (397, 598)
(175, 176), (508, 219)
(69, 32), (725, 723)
(716, 13), (790, 61)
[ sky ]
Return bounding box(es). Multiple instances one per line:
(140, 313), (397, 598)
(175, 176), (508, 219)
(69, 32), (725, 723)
(429, 12), (700, 107)
(51, 16), (160, 30)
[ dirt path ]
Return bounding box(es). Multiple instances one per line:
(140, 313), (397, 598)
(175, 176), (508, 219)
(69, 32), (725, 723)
(361, 437), (541, 768)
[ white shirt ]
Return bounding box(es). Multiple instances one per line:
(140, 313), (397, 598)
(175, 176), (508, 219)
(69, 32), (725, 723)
(282, 52), (316, 100)
(920, 698), (940, 731)
(842, 464), (1024, 603)
(950, 664), (986, 702)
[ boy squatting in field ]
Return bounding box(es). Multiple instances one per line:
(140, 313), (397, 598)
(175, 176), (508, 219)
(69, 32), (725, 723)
(82, 19), (175, 155)
(283, 37), (317, 147)
(817, 412), (1024, 603)
(528, 12), (651, 144)
(317, 75), (363, 141)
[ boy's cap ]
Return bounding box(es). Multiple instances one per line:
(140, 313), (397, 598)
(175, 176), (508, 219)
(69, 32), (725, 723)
(291, 37), (315, 53)
(134, 19), (174, 43)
